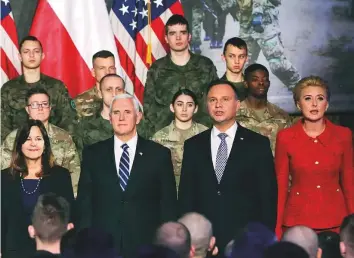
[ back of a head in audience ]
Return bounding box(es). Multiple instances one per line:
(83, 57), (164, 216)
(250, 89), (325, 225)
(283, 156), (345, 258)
(28, 193), (73, 254)
(136, 244), (180, 258)
(178, 212), (217, 258)
(340, 214), (354, 258)
(281, 225), (321, 258)
(228, 222), (277, 258)
(318, 231), (341, 258)
(264, 242), (310, 258)
(155, 221), (194, 258)
(68, 227), (119, 258)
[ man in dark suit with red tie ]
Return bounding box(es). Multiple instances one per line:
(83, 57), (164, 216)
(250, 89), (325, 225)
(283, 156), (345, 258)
(76, 94), (177, 258)
(178, 80), (278, 256)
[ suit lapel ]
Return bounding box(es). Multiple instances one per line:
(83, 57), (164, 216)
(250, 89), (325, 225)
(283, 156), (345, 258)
(219, 124), (247, 185)
(107, 137), (123, 190)
(124, 136), (144, 195)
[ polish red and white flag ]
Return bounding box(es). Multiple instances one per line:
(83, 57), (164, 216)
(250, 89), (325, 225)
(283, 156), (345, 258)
(29, 0), (122, 98)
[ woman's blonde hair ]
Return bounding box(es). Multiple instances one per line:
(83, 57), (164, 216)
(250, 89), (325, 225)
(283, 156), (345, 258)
(293, 76), (330, 104)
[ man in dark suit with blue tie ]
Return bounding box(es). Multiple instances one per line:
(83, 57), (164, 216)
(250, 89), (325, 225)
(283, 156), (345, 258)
(76, 94), (177, 258)
(178, 80), (277, 257)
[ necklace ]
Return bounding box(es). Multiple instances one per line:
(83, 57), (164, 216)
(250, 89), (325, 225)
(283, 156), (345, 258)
(21, 177), (42, 195)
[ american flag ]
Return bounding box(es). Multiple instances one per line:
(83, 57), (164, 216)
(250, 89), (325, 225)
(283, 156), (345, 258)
(110, 0), (183, 104)
(1, 0), (21, 86)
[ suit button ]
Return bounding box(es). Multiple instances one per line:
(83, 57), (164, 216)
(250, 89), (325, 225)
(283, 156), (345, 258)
(317, 185), (321, 189)
(314, 139), (318, 143)
(337, 189), (340, 192)
(217, 191), (221, 196)
(296, 192), (299, 195)
(315, 161), (319, 165)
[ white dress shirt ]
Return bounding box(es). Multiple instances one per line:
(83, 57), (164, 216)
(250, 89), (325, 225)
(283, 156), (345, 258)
(210, 122), (238, 169)
(114, 134), (138, 175)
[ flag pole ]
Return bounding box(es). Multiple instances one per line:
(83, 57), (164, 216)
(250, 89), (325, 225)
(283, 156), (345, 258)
(146, 0), (152, 65)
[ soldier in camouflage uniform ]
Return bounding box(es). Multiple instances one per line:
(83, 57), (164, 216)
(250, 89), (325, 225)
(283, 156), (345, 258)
(235, 0), (301, 89)
(74, 50), (117, 118)
(236, 64), (291, 155)
(141, 15), (218, 139)
(151, 89), (208, 194)
(74, 74), (125, 159)
(1, 36), (77, 142)
(221, 37), (249, 101)
(1, 88), (80, 196)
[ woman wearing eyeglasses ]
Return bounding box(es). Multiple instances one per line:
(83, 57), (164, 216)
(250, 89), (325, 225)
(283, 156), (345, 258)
(1, 88), (81, 197)
(1, 119), (75, 258)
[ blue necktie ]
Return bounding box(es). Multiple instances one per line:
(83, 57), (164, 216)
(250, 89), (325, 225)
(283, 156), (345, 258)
(215, 133), (228, 183)
(119, 144), (130, 191)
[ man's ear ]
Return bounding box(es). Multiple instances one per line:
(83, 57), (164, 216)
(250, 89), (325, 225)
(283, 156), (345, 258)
(189, 245), (195, 258)
(340, 241), (346, 257)
(67, 223), (74, 231)
(209, 236), (218, 256)
(317, 247), (322, 258)
(28, 225), (36, 239)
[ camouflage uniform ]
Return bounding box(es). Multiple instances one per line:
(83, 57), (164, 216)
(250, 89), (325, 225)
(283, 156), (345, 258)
(73, 114), (113, 160)
(151, 121), (208, 193)
(74, 85), (102, 119)
(236, 0), (301, 89)
(182, 0), (204, 51)
(220, 73), (248, 101)
(1, 74), (77, 142)
(1, 123), (81, 196)
(141, 52), (218, 138)
(236, 100), (291, 155)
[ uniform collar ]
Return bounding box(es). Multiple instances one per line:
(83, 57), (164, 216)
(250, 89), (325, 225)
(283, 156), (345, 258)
(293, 118), (334, 146)
(238, 100), (279, 121)
(18, 73), (46, 84)
(167, 121), (197, 141)
(166, 51), (198, 68)
(221, 73), (244, 83)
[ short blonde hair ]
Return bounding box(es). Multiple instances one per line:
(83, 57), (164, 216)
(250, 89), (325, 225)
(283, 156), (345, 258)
(293, 76), (330, 104)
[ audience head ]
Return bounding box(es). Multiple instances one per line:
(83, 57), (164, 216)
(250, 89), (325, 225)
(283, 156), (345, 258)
(170, 89), (199, 124)
(222, 37), (248, 75)
(99, 74), (126, 109)
(264, 241), (310, 258)
(137, 244), (180, 258)
(10, 119), (54, 178)
(178, 212), (216, 258)
(230, 222), (277, 258)
(206, 80), (240, 130)
(109, 93), (142, 140)
(28, 193), (73, 244)
(92, 50), (116, 84)
(318, 231), (341, 258)
(340, 214), (354, 258)
(293, 76), (330, 122)
(19, 36), (44, 69)
(244, 63), (270, 99)
(155, 221), (194, 258)
(281, 226), (321, 258)
(25, 88), (51, 123)
(164, 14), (191, 52)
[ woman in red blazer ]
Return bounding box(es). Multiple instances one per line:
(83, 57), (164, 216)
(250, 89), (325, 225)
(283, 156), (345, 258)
(275, 76), (354, 239)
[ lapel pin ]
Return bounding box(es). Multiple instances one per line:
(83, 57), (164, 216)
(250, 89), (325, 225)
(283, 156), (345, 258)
(139, 152), (143, 156)
(240, 137), (244, 140)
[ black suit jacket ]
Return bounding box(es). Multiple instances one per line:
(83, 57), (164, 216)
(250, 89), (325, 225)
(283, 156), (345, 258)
(76, 136), (177, 258)
(178, 125), (277, 255)
(1, 166), (75, 258)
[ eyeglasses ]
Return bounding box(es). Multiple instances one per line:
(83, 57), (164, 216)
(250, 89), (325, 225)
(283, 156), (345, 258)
(27, 101), (50, 109)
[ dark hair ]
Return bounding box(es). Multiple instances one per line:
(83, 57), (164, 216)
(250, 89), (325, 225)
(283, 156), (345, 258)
(165, 14), (189, 35)
(340, 214), (354, 253)
(171, 88), (198, 106)
(155, 222), (191, 258)
(223, 37), (248, 55)
(10, 119), (55, 178)
(19, 35), (43, 52)
(32, 193), (71, 243)
(25, 88), (51, 105)
(99, 73), (125, 91)
(244, 63), (269, 81)
(137, 245), (180, 258)
(318, 231), (342, 258)
(264, 242), (309, 258)
(92, 50), (115, 65)
(206, 79), (239, 99)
